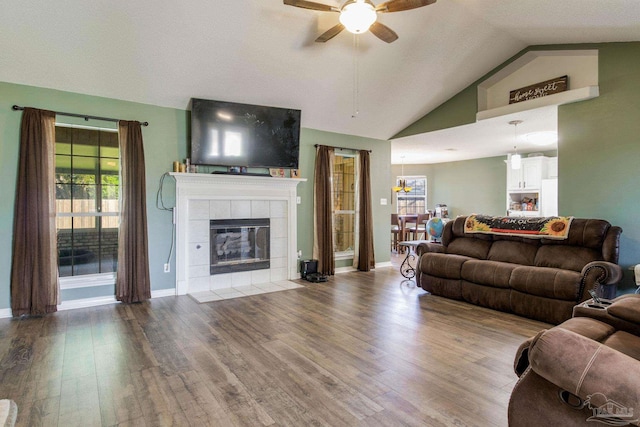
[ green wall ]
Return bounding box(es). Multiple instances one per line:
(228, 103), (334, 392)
(391, 156), (507, 218)
(394, 42), (640, 291)
(558, 43), (640, 289)
(0, 81), (391, 311)
(297, 129), (392, 269)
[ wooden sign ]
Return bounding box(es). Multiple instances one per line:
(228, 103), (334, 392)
(509, 76), (568, 104)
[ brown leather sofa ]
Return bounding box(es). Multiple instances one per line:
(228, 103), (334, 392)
(508, 294), (640, 426)
(416, 216), (623, 324)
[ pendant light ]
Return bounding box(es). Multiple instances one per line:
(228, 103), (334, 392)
(393, 156), (413, 193)
(509, 120), (523, 170)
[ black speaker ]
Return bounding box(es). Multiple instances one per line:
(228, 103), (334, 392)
(300, 259), (318, 279)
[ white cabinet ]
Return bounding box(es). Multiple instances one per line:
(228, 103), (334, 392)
(507, 157), (548, 190)
(506, 156), (557, 217)
(540, 178), (558, 216)
(547, 157), (558, 178)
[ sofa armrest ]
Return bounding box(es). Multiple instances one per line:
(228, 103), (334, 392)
(579, 261), (623, 302)
(415, 242), (445, 257)
(529, 327), (640, 424)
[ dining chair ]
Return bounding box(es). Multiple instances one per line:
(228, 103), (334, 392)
(390, 213), (401, 253)
(409, 213), (431, 240)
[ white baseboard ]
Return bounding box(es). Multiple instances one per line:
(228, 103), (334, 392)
(335, 266), (357, 274)
(376, 261), (393, 268)
(152, 288), (176, 298)
(0, 308), (12, 319)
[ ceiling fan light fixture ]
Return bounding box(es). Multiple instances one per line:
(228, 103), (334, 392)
(339, 0), (377, 34)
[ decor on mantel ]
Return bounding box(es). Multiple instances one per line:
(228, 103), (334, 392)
(393, 156), (412, 193)
(509, 120), (523, 170)
(283, 0), (436, 43)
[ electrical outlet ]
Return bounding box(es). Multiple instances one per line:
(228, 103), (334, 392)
(164, 263), (170, 273)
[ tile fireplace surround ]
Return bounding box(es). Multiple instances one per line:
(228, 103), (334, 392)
(171, 173), (305, 296)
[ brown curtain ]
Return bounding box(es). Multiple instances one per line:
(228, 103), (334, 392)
(116, 121), (151, 303)
(356, 150), (375, 271)
(313, 145), (335, 275)
(11, 108), (59, 317)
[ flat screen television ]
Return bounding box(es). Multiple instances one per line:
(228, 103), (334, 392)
(190, 98), (301, 169)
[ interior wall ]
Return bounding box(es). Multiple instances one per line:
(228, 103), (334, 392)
(392, 42), (640, 291)
(391, 156), (506, 218)
(0, 81), (391, 311)
(558, 43), (640, 290)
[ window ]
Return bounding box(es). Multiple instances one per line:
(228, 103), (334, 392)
(55, 125), (120, 278)
(396, 176), (427, 215)
(333, 153), (356, 259)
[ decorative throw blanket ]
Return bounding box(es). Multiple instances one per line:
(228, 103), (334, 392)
(464, 215), (574, 239)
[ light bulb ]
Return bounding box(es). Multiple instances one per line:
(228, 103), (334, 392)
(340, 0), (377, 34)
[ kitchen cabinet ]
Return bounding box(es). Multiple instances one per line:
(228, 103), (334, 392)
(506, 156), (558, 217)
(507, 156), (549, 190)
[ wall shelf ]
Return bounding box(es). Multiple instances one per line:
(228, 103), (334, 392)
(477, 86), (599, 121)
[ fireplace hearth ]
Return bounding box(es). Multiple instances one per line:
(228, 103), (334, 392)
(210, 218), (270, 274)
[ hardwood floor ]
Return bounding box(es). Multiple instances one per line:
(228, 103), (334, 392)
(0, 257), (549, 426)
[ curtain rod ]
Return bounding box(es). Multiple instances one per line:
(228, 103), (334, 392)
(314, 144), (372, 153)
(12, 105), (149, 127)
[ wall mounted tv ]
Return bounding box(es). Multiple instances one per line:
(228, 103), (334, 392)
(190, 98), (301, 169)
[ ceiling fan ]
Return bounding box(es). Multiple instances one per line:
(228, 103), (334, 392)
(283, 0), (437, 43)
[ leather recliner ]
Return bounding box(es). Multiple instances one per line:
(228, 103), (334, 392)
(508, 294), (640, 426)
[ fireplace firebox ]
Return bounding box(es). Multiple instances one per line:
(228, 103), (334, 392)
(210, 218), (270, 275)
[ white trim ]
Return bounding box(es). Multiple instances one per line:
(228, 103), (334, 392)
(375, 261), (393, 268)
(58, 296), (118, 311)
(57, 212), (118, 217)
(476, 86), (599, 121)
(60, 272), (116, 290)
(335, 266), (357, 274)
(0, 288), (179, 317)
(335, 251), (354, 261)
(171, 173), (305, 295)
(152, 288), (176, 298)
(55, 122), (118, 132)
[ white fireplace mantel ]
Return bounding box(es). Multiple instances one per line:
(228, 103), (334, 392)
(171, 172), (305, 295)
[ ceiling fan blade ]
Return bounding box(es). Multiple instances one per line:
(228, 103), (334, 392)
(315, 23), (345, 42)
(369, 22), (398, 43)
(375, 0), (436, 13)
(283, 0), (338, 12)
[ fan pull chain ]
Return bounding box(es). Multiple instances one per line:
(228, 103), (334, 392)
(352, 34), (360, 118)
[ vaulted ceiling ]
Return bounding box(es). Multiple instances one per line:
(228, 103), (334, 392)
(1, 0), (639, 162)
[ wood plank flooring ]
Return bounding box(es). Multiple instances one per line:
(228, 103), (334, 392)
(0, 257), (549, 426)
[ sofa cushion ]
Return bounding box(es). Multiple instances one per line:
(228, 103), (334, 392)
(461, 281), (511, 312)
(608, 296), (640, 324)
(510, 266), (581, 301)
(540, 218), (610, 249)
(487, 240), (538, 266)
(446, 238), (492, 260)
(419, 253), (471, 279)
(534, 245), (601, 272)
(461, 260), (516, 289)
(602, 331), (640, 360)
(557, 317), (616, 342)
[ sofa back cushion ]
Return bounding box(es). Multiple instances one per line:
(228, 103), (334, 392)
(447, 238), (492, 259)
(534, 245), (602, 271)
(539, 218), (610, 248)
(443, 216), (492, 259)
(488, 240), (539, 266)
